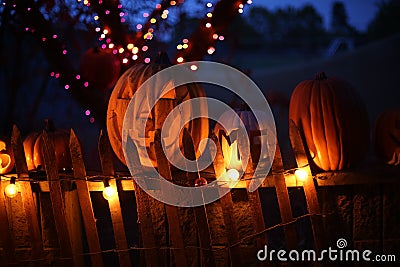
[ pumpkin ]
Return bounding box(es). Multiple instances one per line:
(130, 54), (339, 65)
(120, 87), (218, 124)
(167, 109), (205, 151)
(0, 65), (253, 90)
(79, 47), (121, 91)
(213, 106), (272, 171)
(23, 119), (72, 171)
(0, 138), (15, 174)
(289, 72), (369, 171)
(107, 52), (209, 168)
(372, 109), (400, 165)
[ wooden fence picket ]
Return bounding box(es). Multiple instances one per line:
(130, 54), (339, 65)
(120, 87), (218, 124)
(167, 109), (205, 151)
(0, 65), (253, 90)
(153, 130), (188, 267)
(125, 136), (162, 267)
(182, 129), (216, 267)
(41, 131), (75, 266)
(69, 130), (104, 267)
(289, 120), (325, 254)
(210, 132), (243, 267)
(98, 131), (131, 267)
(153, 98), (189, 267)
(271, 140), (298, 250)
(0, 179), (17, 266)
(11, 125), (44, 266)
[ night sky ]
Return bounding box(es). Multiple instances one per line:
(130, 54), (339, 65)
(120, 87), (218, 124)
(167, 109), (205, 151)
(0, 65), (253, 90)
(254, 0), (378, 31)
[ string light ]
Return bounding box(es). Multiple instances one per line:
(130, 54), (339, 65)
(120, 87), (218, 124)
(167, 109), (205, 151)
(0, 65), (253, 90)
(190, 64), (198, 71)
(207, 46), (215, 54)
(194, 177), (207, 187)
(102, 179), (116, 200)
(295, 169), (308, 181)
(5, 177), (18, 198)
(226, 169), (240, 181)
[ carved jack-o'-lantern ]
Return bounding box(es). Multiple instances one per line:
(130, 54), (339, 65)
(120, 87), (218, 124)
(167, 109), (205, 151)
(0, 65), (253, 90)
(107, 52), (209, 167)
(214, 107), (272, 172)
(23, 119), (71, 171)
(0, 139), (15, 174)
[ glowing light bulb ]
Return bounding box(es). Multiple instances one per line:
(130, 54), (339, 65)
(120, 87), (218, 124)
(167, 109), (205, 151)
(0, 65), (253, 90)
(295, 169), (308, 181)
(5, 183), (18, 198)
(226, 169), (240, 181)
(102, 185), (116, 200)
(190, 64), (198, 71)
(177, 57), (184, 63)
(207, 46), (215, 54)
(194, 177), (207, 187)
(205, 23), (212, 28)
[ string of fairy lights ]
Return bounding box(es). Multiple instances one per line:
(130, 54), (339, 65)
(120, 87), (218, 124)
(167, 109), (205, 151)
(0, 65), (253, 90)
(2, 0), (252, 124)
(0, 165), (312, 200)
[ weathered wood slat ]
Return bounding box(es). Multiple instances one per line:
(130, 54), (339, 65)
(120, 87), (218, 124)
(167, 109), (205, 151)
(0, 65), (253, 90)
(41, 131), (74, 265)
(271, 140), (298, 250)
(69, 130), (104, 267)
(289, 120), (324, 253)
(153, 98), (188, 267)
(182, 129), (216, 267)
(125, 136), (161, 267)
(237, 129), (269, 267)
(210, 132), (243, 267)
(238, 138), (267, 251)
(153, 129), (188, 267)
(98, 131), (131, 267)
(11, 125), (44, 265)
(0, 180), (17, 266)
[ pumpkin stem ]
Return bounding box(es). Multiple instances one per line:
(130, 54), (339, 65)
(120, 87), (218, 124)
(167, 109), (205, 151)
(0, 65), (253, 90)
(315, 72), (327, 80)
(155, 51), (171, 65)
(44, 119), (56, 132)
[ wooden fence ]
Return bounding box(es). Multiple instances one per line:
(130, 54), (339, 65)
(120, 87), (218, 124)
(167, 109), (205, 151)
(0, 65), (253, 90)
(0, 119), (399, 267)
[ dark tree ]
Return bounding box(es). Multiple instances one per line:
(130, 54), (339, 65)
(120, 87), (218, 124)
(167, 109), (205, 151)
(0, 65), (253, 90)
(367, 0), (400, 41)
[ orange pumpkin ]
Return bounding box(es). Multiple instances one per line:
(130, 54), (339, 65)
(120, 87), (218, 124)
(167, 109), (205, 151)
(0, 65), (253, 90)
(372, 109), (400, 165)
(106, 52), (209, 167)
(289, 72), (369, 171)
(79, 47), (121, 91)
(0, 138), (15, 174)
(23, 119), (71, 171)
